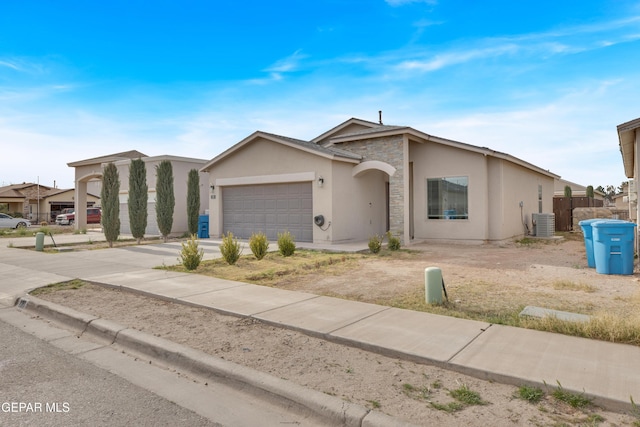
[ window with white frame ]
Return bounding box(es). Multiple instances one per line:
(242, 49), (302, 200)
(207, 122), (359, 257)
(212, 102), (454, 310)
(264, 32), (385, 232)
(427, 176), (469, 219)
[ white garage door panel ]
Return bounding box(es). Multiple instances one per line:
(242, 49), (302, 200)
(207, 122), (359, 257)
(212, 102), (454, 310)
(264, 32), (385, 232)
(223, 182), (313, 242)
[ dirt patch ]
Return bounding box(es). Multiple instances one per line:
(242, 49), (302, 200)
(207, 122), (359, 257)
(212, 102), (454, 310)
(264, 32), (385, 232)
(35, 236), (640, 426)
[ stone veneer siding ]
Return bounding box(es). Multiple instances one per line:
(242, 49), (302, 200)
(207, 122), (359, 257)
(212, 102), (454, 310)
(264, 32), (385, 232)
(337, 135), (406, 241)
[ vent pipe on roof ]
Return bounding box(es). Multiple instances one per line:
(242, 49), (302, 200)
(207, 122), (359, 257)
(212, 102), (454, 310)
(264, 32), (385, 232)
(379, 110), (383, 125)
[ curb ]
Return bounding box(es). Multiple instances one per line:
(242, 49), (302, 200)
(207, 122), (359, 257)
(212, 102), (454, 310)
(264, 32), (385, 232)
(17, 295), (418, 427)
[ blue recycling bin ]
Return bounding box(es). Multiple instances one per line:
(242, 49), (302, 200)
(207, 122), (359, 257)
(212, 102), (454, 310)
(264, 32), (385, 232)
(592, 220), (637, 275)
(198, 215), (209, 238)
(579, 218), (606, 268)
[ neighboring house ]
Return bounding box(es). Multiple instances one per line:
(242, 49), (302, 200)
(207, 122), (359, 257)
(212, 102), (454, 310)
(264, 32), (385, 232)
(113, 155), (209, 236)
(610, 182), (635, 221)
(553, 178), (605, 200)
(0, 183), (99, 223)
(201, 117), (558, 244)
(68, 150), (208, 235)
(552, 178), (605, 231)
(617, 117), (640, 225)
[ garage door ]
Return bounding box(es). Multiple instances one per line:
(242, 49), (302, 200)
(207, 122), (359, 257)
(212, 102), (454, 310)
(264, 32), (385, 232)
(222, 182), (313, 242)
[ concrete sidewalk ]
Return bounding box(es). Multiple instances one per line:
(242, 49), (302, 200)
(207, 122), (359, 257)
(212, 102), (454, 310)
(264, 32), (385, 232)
(1, 233), (638, 414)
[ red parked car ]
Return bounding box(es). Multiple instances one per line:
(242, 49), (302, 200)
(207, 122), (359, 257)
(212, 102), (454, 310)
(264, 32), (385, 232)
(55, 208), (101, 225)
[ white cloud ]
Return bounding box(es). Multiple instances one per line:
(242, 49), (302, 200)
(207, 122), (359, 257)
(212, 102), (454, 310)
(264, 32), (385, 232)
(0, 60), (21, 71)
(261, 49), (309, 80)
(388, 14), (640, 75)
(397, 44), (519, 72)
(385, 0), (437, 6)
(407, 82), (631, 187)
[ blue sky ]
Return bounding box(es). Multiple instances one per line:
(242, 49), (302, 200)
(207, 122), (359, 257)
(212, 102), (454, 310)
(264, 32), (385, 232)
(1, 1), (639, 190)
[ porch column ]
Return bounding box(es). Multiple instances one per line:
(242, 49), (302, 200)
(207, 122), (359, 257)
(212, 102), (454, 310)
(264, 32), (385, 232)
(74, 180), (88, 230)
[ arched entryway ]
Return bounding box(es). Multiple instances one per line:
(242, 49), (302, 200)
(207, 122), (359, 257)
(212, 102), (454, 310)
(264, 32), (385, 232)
(68, 150), (147, 230)
(352, 160), (396, 237)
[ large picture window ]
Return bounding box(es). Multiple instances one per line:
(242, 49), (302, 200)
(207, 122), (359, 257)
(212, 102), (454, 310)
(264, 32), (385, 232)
(427, 177), (469, 220)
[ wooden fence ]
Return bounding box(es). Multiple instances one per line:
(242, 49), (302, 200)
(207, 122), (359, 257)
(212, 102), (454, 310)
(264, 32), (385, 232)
(553, 197), (604, 231)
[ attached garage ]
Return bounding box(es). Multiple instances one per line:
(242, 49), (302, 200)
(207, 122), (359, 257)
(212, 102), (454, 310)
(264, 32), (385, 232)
(222, 182), (313, 242)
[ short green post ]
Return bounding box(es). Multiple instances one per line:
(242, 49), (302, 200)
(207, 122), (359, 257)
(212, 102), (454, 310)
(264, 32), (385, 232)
(425, 267), (443, 304)
(35, 232), (45, 252)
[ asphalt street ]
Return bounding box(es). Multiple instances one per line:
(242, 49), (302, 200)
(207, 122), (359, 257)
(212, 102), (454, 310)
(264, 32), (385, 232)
(0, 317), (220, 427)
(0, 306), (332, 427)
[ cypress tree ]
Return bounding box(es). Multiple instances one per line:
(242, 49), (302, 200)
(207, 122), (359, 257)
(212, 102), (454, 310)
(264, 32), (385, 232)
(101, 162), (121, 248)
(187, 169), (200, 236)
(564, 185), (572, 198)
(128, 158), (148, 244)
(586, 185), (594, 207)
(156, 160), (175, 242)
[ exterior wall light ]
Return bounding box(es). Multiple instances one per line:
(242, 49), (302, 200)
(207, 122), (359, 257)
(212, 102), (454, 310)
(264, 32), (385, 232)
(318, 176), (324, 188)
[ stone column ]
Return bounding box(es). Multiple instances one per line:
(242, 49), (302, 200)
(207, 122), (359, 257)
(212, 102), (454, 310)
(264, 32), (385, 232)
(74, 180), (88, 230)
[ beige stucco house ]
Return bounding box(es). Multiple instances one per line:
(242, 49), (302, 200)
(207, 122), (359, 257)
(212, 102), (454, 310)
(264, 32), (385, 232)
(201, 118), (558, 244)
(113, 155), (209, 236)
(553, 178), (605, 200)
(68, 151), (208, 235)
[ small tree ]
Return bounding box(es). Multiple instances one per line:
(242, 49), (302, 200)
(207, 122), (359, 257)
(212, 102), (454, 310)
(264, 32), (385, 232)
(101, 162), (121, 248)
(564, 185), (572, 198)
(156, 160), (175, 242)
(128, 158), (148, 244)
(249, 232), (269, 260)
(368, 234), (382, 254)
(220, 231), (241, 265)
(179, 234), (204, 270)
(187, 169), (200, 236)
(277, 231), (296, 257)
(586, 185), (594, 207)
(386, 231), (401, 251)
(586, 185), (594, 199)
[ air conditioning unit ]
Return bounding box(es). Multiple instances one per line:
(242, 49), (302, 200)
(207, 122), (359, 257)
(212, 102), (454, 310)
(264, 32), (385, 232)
(532, 213), (555, 237)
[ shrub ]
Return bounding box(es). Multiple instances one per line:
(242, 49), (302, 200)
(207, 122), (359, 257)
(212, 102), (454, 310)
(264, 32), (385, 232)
(517, 385), (544, 403)
(179, 234), (204, 271)
(37, 226), (52, 235)
(368, 234), (382, 254)
(277, 231), (296, 257)
(220, 231), (241, 265)
(249, 232), (269, 260)
(386, 231), (401, 251)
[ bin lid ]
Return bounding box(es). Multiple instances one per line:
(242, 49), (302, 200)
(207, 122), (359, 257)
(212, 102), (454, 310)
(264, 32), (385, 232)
(591, 220), (637, 229)
(579, 218), (609, 227)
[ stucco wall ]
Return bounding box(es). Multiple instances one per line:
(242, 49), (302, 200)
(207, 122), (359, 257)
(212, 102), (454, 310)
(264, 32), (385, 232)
(335, 135), (405, 239)
(408, 141), (554, 243)
(206, 137), (386, 243)
(410, 141), (489, 242)
(206, 138), (333, 242)
(330, 163), (388, 242)
(115, 156), (208, 236)
(492, 160), (554, 240)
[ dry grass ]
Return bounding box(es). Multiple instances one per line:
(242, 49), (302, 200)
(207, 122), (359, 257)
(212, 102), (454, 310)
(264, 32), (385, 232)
(520, 312), (640, 346)
(552, 280), (596, 293)
(165, 250), (364, 287)
(163, 242), (640, 346)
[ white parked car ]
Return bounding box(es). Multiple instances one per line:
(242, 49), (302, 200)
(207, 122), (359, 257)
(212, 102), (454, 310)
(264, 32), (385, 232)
(0, 213), (31, 229)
